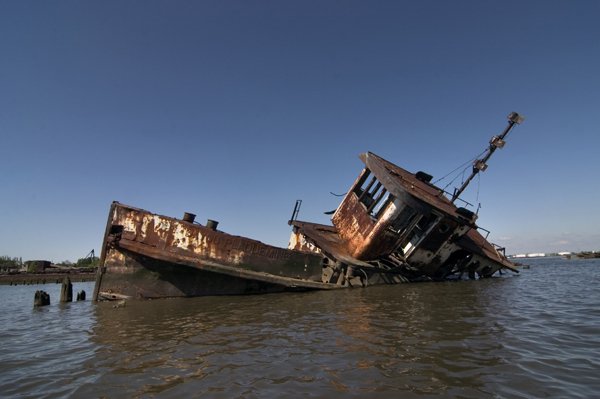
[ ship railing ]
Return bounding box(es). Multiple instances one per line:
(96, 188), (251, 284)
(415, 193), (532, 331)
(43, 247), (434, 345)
(438, 189), (474, 208)
(492, 243), (507, 259)
(476, 226), (509, 259)
(477, 226), (491, 239)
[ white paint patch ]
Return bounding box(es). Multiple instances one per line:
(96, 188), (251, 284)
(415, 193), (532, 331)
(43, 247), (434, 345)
(172, 223), (191, 249)
(121, 216), (138, 233)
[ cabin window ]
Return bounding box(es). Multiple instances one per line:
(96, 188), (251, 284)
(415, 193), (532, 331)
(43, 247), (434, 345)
(398, 213), (439, 256)
(353, 169), (392, 218)
(353, 169), (371, 198)
(354, 171), (379, 210)
(390, 205), (419, 233)
(372, 192), (394, 219)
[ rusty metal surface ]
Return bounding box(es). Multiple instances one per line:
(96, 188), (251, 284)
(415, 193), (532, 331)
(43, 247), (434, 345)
(95, 202), (334, 299)
(117, 239), (334, 289)
(289, 220), (372, 267)
(360, 152), (478, 224)
(331, 191), (385, 259)
(111, 203), (323, 278)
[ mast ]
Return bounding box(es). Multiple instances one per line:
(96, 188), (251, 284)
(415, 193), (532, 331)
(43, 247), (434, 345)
(451, 112), (525, 203)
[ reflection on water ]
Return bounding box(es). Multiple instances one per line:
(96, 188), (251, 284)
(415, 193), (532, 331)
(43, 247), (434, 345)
(1, 259), (599, 398)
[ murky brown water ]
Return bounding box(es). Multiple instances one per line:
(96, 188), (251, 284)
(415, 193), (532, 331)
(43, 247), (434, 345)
(1, 258), (599, 398)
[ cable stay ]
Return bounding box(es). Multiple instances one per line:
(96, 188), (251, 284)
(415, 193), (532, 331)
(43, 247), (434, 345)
(450, 112), (525, 203)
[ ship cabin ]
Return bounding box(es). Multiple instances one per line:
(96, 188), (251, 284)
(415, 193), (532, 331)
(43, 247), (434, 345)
(289, 151), (515, 281)
(331, 152), (490, 277)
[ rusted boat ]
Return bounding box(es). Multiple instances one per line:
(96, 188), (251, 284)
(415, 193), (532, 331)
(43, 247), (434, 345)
(93, 112), (524, 300)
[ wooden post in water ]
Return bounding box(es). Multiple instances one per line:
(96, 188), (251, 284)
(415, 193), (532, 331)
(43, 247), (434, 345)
(60, 277), (73, 302)
(34, 290), (50, 307)
(76, 290), (86, 301)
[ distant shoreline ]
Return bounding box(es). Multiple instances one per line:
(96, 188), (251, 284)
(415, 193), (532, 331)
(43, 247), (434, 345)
(0, 272), (96, 285)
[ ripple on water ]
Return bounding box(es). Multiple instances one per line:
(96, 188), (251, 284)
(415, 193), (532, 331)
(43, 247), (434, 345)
(2, 260), (600, 398)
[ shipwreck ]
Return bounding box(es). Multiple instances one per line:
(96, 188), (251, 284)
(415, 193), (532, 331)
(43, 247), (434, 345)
(93, 112), (524, 300)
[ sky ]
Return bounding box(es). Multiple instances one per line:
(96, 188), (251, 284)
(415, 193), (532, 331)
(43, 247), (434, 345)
(1, 0), (599, 262)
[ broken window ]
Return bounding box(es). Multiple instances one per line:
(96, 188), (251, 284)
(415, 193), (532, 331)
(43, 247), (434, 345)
(353, 169), (372, 198)
(398, 212), (439, 256)
(354, 170), (379, 209)
(372, 191), (394, 218)
(390, 205), (419, 233)
(353, 169), (392, 218)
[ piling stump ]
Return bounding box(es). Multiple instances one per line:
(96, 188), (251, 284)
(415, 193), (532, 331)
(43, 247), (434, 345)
(76, 290), (86, 301)
(34, 290), (50, 307)
(60, 277), (73, 303)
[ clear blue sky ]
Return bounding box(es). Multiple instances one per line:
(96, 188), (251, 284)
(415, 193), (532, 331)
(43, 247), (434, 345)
(1, 1), (599, 261)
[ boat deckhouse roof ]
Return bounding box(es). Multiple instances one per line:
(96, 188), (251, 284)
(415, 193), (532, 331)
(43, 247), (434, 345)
(360, 152), (475, 223)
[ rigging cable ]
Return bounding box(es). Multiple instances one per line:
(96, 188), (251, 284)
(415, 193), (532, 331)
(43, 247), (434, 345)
(442, 164), (470, 192)
(476, 172), (481, 204)
(432, 149), (487, 185)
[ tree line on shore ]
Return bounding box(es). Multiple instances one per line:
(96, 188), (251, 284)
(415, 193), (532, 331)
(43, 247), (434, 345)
(0, 255), (100, 273)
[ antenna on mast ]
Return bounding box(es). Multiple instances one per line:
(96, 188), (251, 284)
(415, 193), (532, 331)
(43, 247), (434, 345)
(451, 112), (525, 203)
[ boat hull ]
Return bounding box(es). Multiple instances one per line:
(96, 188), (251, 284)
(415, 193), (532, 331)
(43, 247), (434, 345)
(93, 202), (335, 300)
(97, 248), (308, 299)
(93, 198), (515, 301)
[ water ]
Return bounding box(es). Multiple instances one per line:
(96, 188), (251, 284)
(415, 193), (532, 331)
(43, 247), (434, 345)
(1, 258), (599, 398)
